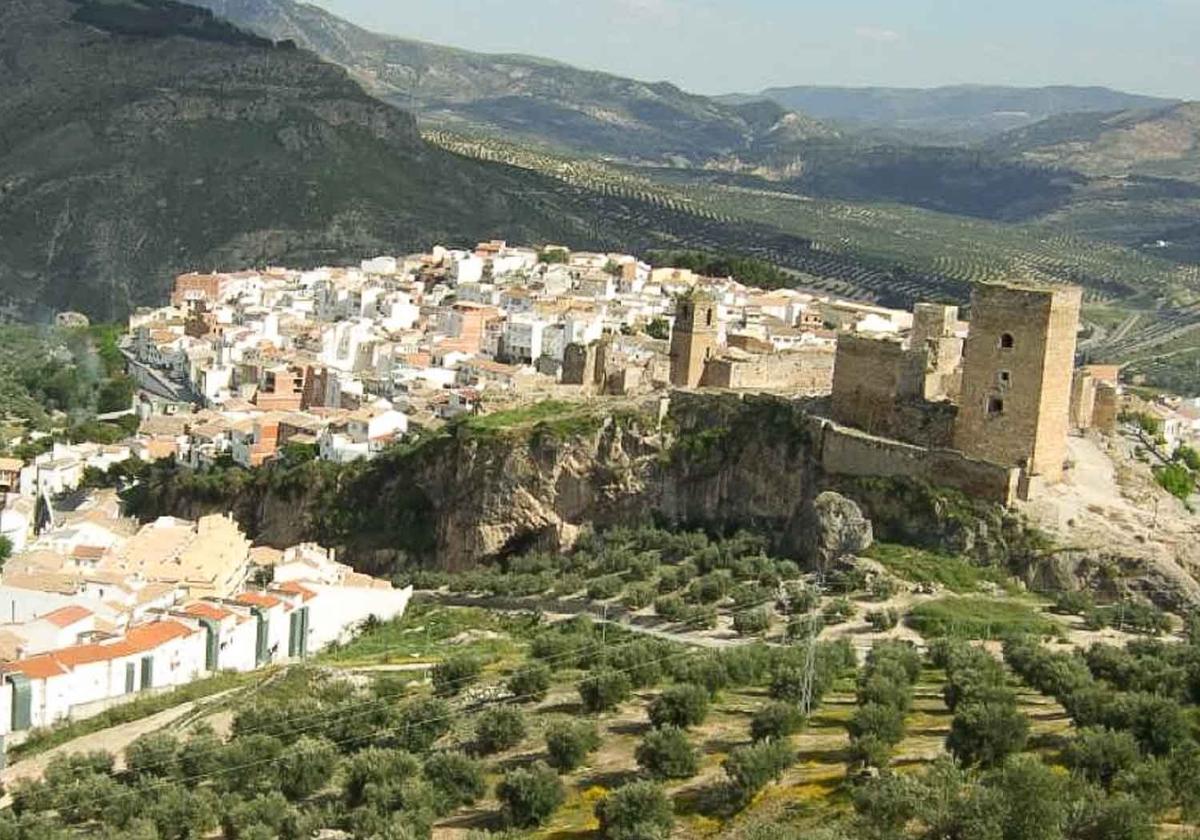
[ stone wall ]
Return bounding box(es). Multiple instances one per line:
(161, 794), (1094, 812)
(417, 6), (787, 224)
(830, 334), (922, 433)
(701, 348), (834, 394)
(813, 416), (1019, 505)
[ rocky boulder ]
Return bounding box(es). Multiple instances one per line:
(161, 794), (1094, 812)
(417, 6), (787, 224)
(803, 491), (874, 568)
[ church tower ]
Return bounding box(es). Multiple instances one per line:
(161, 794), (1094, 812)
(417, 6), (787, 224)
(669, 291), (717, 388)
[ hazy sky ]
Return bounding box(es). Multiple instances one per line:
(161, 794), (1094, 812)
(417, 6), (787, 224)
(307, 0), (1199, 99)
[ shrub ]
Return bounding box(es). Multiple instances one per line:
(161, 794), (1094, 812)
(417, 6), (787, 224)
(682, 604), (719, 630)
(868, 576), (899, 601)
(579, 669), (632, 713)
(1154, 463), (1194, 502)
(423, 752), (486, 811)
(475, 707), (527, 755)
(507, 663), (552, 703)
(587, 575), (625, 600)
(396, 697), (452, 753)
(750, 702), (804, 742)
(733, 608), (772, 637)
(723, 740), (794, 802)
(654, 594), (686, 621)
(781, 581), (819, 614)
(432, 654), (482, 697)
(596, 781), (674, 840)
(544, 720), (601, 772)
(822, 597), (855, 625)
(1053, 590), (1094, 616)
(623, 582), (657, 610)
(946, 701), (1029, 768)
(648, 684), (710, 730)
(496, 762), (565, 828)
(866, 609), (899, 631)
(635, 726), (699, 780)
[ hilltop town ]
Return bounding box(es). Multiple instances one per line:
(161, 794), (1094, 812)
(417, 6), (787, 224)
(1, 239), (1199, 824)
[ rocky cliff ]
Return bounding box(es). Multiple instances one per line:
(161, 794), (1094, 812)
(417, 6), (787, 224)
(125, 395), (1033, 572)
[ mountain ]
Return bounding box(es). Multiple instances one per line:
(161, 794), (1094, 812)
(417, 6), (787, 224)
(990, 102), (1200, 181)
(0, 0), (748, 320)
(192, 0), (838, 162)
(728, 85), (1179, 143)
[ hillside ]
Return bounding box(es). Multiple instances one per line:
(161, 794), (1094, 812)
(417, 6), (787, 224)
(0, 0), (621, 319)
(193, 0), (838, 163)
(734, 84), (1178, 143)
(992, 102), (1200, 181)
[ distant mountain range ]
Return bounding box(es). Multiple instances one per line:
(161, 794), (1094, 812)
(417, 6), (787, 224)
(194, 0), (837, 163)
(722, 85), (1180, 143)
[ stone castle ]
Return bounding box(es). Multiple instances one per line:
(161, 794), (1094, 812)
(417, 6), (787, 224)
(827, 280), (1093, 499)
(565, 278), (1100, 504)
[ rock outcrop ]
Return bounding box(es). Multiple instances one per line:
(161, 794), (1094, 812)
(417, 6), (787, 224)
(802, 492), (874, 569)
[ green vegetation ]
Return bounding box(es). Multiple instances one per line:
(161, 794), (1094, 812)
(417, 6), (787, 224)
(497, 762), (566, 828)
(867, 543), (1011, 593)
(1154, 462), (1195, 502)
(908, 596), (1059, 639)
(456, 399), (603, 439)
(544, 720), (600, 772)
(596, 781), (674, 840)
(0, 324), (135, 448)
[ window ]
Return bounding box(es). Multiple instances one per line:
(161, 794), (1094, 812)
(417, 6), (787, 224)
(999, 333), (1015, 350)
(998, 370), (1011, 387)
(705, 308), (713, 327)
(987, 397), (1005, 415)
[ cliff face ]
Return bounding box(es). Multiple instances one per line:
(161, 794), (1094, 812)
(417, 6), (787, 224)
(131, 394), (1026, 575)
(124, 394), (1200, 608)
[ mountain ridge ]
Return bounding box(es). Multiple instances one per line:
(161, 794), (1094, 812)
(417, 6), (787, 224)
(726, 84), (1181, 143)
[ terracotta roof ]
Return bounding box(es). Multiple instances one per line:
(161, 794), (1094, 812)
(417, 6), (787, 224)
(3, 619), (196, 678)
(5, 655), (69, 680)
(184, 602), (234, 622)
(72, 545), (107, 561)
(275, 581), (317, 602)
(236, 591), (281, 609)
(0, 458), (24, 473)
(41, 605), (92, 628)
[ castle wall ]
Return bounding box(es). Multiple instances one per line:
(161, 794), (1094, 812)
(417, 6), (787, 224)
(1070, 370), (1097, 430)
(1093, 383), (1119, 433)
(813, 416), (1019, 505)
(701, 349), (834, 394)
(831, 335), (922, 434)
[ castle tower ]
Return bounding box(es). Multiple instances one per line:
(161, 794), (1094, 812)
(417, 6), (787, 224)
(953, 282), (1082, 484)
(668, 292), (717, 388)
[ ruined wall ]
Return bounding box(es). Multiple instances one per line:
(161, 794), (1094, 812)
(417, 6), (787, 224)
(831, 334), (921, 433)
(701, 348), (834, 394)
(1071, 370), (1097, 431)
(831, 334), (955, 446)
(1093, 383), (1119, 433)
(561, 342), (598, 387)
(813, 417), (1019, 505)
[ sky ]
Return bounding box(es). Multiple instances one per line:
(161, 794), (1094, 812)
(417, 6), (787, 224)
(308, 0), (1199, 99)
